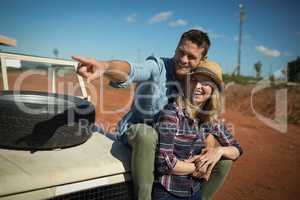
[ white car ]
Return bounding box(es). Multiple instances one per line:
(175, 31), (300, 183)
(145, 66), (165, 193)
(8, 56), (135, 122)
(0, 52), (132, 200)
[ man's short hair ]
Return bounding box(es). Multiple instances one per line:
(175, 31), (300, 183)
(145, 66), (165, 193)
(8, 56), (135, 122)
(179, 29), (211, 59)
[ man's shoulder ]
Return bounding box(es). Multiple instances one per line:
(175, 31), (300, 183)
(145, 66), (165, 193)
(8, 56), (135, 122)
(162, 102), (178, 113)
(145, 56), (173, 68)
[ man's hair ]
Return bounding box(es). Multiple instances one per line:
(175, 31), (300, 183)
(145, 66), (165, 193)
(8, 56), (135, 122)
(179, 29), (211, 59)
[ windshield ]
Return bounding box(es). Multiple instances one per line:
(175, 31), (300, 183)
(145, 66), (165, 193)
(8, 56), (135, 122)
(0, 52), (86, 98)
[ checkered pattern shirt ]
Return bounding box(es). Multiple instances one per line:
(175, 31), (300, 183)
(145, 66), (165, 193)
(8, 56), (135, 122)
(154, 102), (243, 197)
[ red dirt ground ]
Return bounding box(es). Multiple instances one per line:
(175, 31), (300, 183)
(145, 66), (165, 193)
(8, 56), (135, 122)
(1, 72), (300, 200)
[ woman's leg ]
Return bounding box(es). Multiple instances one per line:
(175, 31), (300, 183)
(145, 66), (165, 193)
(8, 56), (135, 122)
(190, 190), (202, 200)
(201, 160), (233, 200)
(126, 123), (158, 200)
(152, 183), (185, 200)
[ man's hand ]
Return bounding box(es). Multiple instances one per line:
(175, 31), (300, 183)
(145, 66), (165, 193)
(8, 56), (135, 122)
(72, 56), (109, 83)
(194, 147), (223, 181)
(185, 155), (207, 179)
(186, 147), (223, 181)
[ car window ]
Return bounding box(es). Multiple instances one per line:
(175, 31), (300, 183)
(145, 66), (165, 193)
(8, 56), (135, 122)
(1, 55), (83, 97)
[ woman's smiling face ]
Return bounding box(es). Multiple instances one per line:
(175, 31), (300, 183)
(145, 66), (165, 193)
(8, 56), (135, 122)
(187, 75), (214, 106)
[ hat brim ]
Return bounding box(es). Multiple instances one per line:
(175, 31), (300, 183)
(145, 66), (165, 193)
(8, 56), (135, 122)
(189, 68), (223, 92)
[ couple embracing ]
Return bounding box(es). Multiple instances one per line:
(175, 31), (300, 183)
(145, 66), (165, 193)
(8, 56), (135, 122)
(74, 29), (243, 200)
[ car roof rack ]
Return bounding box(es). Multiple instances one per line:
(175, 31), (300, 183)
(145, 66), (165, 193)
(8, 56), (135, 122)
(0, 51), (89, 100)
(0, 35), (16, 47)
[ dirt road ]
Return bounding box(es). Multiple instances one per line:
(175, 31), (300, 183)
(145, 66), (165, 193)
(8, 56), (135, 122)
(2, 73), (300, 200)
(215, 111), (300, 200)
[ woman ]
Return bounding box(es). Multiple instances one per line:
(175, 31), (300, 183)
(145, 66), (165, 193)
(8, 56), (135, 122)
(153, 65), (243, 200)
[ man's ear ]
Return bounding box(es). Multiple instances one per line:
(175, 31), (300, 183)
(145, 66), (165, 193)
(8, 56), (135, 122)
(199, 57), (208, 66)
(201, 55), (208, 61)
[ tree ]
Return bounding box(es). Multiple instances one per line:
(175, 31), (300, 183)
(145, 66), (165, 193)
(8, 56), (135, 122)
(287, 57), (300, 82)
(53, 48), (59, 58)
(254, 61), (262, 79)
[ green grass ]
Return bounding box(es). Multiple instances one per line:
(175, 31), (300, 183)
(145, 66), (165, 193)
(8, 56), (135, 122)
(223, 74), (261, 84)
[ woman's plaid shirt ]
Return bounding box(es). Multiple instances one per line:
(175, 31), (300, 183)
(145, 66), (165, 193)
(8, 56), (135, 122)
(154, 102), (243, 197)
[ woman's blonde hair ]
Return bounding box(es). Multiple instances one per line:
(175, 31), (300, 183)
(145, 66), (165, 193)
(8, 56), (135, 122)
(176, 83), (221, 123)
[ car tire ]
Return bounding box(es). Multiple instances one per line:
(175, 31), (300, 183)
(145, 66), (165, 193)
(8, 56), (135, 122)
(0, 91), (95, 150)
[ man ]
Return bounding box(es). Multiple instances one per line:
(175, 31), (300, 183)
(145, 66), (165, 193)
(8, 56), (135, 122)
(73, 29), (232, 200)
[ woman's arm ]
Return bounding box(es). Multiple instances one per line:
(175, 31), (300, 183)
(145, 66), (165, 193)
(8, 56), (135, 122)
(171, 160), (196, 175)
(194, 145), (240, 169)
(209, 122), (243, 159)
(190, 122), (243, 180)
(155, 103), (197, 175)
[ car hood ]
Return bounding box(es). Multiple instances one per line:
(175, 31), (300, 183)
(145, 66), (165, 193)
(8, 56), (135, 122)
(0, 133), (131, 197)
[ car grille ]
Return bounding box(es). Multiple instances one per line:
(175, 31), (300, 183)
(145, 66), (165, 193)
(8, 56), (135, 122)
(48, 182), (133, 200)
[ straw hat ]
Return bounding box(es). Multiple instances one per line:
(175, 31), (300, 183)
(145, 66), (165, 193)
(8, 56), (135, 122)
(189, 60), (223, 91)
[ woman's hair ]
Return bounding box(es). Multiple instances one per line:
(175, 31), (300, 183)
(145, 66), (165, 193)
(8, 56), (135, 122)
(176, 84), (221, 123)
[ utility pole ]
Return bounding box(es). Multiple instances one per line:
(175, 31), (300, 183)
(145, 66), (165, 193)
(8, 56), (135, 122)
(236, 3), (245, 76)
(137, 48), (141, 63)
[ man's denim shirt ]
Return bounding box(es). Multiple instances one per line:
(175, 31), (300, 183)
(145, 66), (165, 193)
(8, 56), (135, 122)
(110, 56), (179, 144)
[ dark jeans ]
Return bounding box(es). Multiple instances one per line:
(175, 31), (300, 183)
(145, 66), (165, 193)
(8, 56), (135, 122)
(152, 183), (201, 200)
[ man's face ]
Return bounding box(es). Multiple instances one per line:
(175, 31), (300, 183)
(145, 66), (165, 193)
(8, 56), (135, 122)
(174, 39), (205, 79)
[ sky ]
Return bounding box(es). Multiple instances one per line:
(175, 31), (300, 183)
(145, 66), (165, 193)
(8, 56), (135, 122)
(1, 0), (300, 77)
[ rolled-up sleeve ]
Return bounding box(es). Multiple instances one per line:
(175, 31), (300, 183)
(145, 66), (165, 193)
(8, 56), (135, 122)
(155, 104), (178, 174)
(210, 123), (243, 159)
(109, 56), (162, 88)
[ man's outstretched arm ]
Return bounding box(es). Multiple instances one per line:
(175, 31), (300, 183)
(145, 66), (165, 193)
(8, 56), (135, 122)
(72, 56), (131, 83)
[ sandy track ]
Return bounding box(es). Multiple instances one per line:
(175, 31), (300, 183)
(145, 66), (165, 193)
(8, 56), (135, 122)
(1, 73), (299, 200)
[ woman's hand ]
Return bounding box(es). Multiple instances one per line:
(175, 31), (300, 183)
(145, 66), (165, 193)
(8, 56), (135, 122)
(187, 147), (223, 181)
